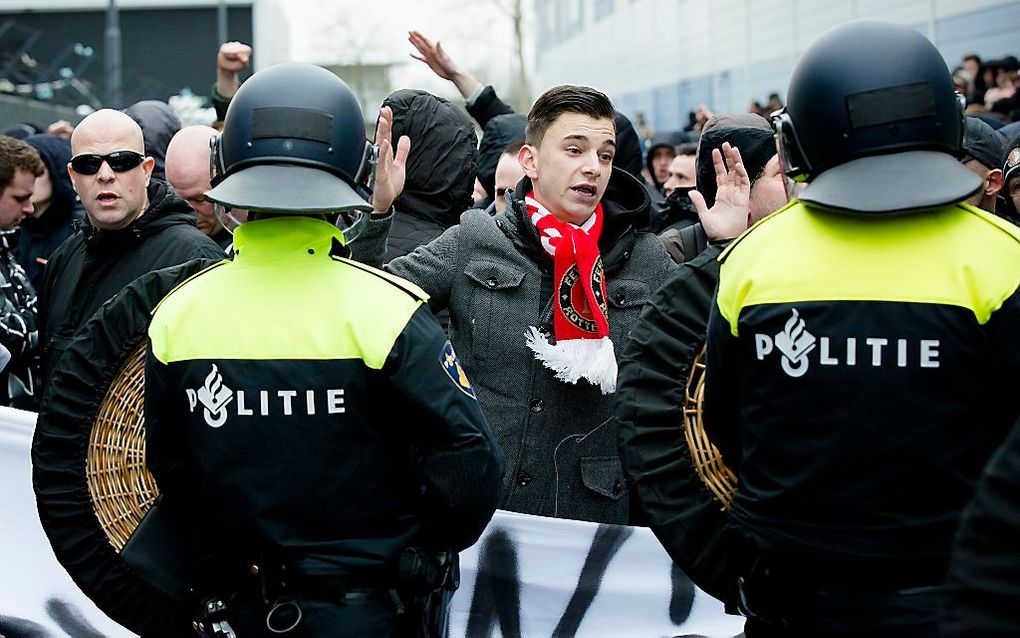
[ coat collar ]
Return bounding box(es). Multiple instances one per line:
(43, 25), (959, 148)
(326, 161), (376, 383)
(500, 167), (651, 269)
(231, 216), (344, 264)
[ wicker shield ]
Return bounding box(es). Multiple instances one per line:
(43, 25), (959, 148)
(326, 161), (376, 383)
(683, 346), (737, 508)
(33, 258), (221, 636)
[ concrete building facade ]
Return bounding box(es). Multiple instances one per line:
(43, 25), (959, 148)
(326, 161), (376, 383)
(533, 0), (1020, 133)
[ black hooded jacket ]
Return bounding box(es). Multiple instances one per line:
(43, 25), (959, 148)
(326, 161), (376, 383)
(644, 131), (679, 194)
(39, 180), (225, 391)
(20, 134), (84, 291)
(381, 90), (478, 262)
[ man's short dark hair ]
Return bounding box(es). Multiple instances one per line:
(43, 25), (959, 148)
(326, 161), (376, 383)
(0, 135), (44, 191)
(525, 85), (615, 146)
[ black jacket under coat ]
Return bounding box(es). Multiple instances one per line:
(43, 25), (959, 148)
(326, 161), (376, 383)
(39, 180), (225, 392)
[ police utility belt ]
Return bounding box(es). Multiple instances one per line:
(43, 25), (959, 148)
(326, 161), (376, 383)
(191, 547), (459, 637)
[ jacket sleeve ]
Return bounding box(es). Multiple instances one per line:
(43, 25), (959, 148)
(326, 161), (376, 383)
(983, 284), (1020, 384)
(384, 305), (504, 551)
(703, 291), (743, 469)
(144, 343), (200, 500)
(383, 224), (461, 315)
(940, 417), (1020, 636)
(0, 266), (37, 361)
(210, 83), (231, 122)
(348, 212), (392, 269)
(465, 85), (515, 130)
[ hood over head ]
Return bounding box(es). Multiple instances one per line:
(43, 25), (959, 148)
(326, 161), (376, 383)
(644, 130), (683, 188)
(612, 111), (645, 182)
(382, 89), (478, 227)
(123, 100), (181, 182)
(25, 133), (77, 222)
(478, 113), (526, 200)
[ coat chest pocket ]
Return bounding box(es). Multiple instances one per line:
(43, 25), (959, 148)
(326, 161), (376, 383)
(606, 279), (651, 310)
(580, 455), (626, 501)
(463, 260), (527, 363)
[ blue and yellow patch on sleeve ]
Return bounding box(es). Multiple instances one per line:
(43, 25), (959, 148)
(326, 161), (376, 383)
(440, 341), (476, 399)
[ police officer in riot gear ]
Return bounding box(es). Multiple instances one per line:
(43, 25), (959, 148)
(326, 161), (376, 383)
(703, 20), (1020, 637)
(144, 62), (504, 637)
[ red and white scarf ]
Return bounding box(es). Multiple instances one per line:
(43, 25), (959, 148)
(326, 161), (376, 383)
(524, 192), (617, 394)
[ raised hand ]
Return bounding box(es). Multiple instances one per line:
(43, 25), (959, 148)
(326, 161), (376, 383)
(407, 30), (481, 99)
(217, 41), (252, 74)
(370, 106), (411, 215)
(688, 142), (751, 241)
(216, 41), (252, 100)
(408, 30), (459, 80)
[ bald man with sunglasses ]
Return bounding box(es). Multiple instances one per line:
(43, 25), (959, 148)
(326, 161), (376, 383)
(37, 109), (224, 393)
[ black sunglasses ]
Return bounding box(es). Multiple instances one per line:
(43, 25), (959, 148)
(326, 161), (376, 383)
(70, 151), (145, 175)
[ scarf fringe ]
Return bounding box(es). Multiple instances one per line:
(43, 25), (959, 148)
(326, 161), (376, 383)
(525, 327), (618, 395)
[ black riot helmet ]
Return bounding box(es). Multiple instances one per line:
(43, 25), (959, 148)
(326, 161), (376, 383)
(206, 62), (376, 213)
(772, 20), (981, 213)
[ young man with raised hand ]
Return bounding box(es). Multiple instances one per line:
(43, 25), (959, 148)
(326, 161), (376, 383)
(365, 85), (677, 525)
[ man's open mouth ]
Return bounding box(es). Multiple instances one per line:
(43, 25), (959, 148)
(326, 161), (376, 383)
(97, 192), (119, 203)
(572, 185), (597, 196)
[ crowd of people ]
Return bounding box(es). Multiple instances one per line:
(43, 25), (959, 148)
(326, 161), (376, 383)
(3, 18), (1020, 638)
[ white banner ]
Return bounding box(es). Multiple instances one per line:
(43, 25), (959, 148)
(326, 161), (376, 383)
(449, 512), (744, 637)
(2, 408), (743, 637)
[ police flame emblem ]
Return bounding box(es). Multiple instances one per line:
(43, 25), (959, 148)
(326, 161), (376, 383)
(441, 341), (476, 399)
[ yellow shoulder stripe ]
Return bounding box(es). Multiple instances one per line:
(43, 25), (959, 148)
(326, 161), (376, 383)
(717, 202), (1020, 335)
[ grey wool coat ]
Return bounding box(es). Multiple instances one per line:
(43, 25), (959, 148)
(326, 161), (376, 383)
(359, 168), (678, 524)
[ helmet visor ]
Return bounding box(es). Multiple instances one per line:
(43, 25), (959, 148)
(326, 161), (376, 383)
(205, 164), (371, 214)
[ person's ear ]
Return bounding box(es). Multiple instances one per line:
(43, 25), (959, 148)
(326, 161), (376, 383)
(142, 156), (156, 186)
(519, 144), (538, 180)
(986, 168), (1003, 197)
(66, 162), (79, 194)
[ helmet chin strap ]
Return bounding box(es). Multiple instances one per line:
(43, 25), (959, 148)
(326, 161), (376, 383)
(215, 206), (368, 245)
(335, 209), (369, 245)
(214, 204), (246, 236)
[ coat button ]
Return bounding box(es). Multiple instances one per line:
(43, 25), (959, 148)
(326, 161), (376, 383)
(622, 251), (631, 260)
(517, 472), (533, 486)
(615, 293), (626, 305)
(529, 399), (543, 412)
(613, 480), (623, 495)
(486, 276), (498, 288)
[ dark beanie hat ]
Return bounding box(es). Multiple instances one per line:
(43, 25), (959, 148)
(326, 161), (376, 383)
(963, 116), (1006, 170)
(696, 113), (775, 207)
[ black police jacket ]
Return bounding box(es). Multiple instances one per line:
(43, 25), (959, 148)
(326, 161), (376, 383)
(145, 217), (504, 581)
(705, 200), (1020, 567)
